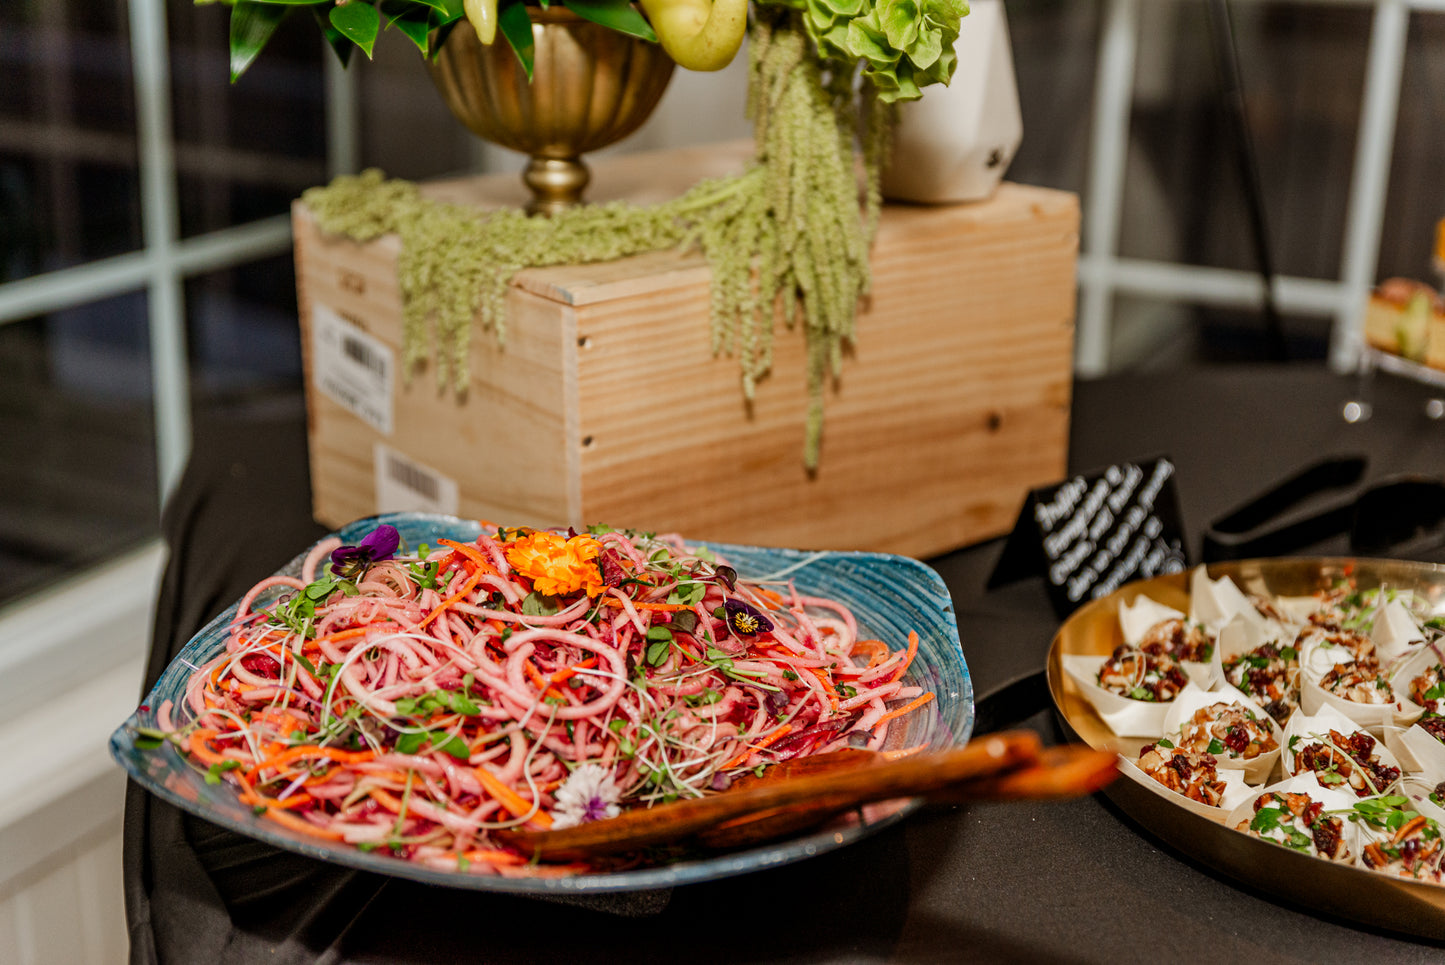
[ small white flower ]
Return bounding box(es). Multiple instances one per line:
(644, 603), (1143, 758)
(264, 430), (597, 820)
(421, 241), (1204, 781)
(551, 763), (622, 829)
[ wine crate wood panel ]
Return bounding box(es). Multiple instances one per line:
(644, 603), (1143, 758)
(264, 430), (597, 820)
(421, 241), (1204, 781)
(294, 144), (1078, 558)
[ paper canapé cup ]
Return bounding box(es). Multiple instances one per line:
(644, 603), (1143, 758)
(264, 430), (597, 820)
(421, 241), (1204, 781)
(1225, 772), (1361, 863)
(1061, 653), (1186, 739)
(1118, 752), (1254, 823)
(1162, 681), (1284, 785)
(1384, 721), (1445, 785)
(1282, 702), (1404, 797)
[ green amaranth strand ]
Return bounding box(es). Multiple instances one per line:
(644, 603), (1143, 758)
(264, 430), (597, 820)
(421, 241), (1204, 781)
(302, 12), (889, 469)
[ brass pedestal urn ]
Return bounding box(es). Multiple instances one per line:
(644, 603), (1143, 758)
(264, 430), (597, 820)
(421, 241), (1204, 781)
(429, 13), (676, 215)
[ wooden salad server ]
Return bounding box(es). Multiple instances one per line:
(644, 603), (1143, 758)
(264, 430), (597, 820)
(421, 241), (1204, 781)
(497, 731), (1117, 860)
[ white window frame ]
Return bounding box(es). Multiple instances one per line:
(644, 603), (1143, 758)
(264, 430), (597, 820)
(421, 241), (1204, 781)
(0, 0), (360, 863)
(1077, 0), (1442, 375)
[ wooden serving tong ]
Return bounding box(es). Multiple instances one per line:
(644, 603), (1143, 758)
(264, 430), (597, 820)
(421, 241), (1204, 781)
(497, 732), (1116, 860)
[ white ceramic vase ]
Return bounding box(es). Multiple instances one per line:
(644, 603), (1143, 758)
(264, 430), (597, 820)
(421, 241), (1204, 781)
(880, 0), (1023, 204)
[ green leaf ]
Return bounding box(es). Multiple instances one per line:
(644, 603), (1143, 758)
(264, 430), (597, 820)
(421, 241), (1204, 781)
(667, 582), (706, 607)
(228, 2), (290, 82)
(1156, 737), (1174, 749)
(381, 0), (432, 53)
(521, 592), (561, 616)
(497, 0), (535, 80)
(646, 625), (674, 643)
(434, 733), (471, 759)
(308, 6), (350, 67)
(204, 760), (242, 785)
(331, 1), (381, 57)
(1207, 738), (1225, 756)
(646, 638), (671, 666)
(1250, 805), (1284, 835)
(395, 731), (427, 754)
(670, 611), (698, 634)
(443, 689), (482, 715)
(562, 0), (657, 41)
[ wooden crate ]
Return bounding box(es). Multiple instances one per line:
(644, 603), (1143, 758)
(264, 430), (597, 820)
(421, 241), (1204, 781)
(293, 143), (1078, 558)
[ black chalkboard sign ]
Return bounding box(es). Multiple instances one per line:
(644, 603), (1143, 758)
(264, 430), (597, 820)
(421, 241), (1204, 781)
(989, 456), (1189, 618)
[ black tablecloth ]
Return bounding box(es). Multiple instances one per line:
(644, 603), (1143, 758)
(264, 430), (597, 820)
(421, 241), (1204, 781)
(125, 365), (1445, 964)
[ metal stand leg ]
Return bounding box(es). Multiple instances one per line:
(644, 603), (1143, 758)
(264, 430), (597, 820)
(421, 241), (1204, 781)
(1344, 349), (1376, 423)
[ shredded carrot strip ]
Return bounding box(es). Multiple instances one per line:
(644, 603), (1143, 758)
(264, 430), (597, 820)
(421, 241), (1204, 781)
(810, 667), (840, 712)
(522, 661), (548, 689)
(187, 729), (229, 766)
(1395, 815), (1428, 843)
(260, 807), (347, 841)
(757, 588), (786, 608)
(419, 539), (498, 629)
(522, 661), (565, 701)
(302, 626), (372, 654)
(476, 768), (554, 829)
(241, 789), (315, 810)
(368, 787), (405, 813)
(851, 639), (889, 668)
(874, 691), (935, 727)
(722, 723), (793, 770)
(889, 630), (920, 683)
(244, 744), (378, 784)
(438, 538), (494, 569)
(550, 657), (598, 684)
(599, 598), (691, 612)
(352, 768), (412, 786)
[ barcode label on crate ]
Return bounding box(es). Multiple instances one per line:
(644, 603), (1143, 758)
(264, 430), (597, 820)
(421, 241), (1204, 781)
(311, 303), (394, 435)
(374, 443), (459, 516)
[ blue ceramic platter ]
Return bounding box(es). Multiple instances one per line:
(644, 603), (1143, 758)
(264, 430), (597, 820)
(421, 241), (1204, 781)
(111, 513), (972, 894)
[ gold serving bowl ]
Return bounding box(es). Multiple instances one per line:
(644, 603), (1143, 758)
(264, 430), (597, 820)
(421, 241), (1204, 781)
(1049, 558), (1445, 939)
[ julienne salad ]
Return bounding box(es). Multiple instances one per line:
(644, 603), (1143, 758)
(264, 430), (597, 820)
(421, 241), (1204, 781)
(132, 524), (937, 876)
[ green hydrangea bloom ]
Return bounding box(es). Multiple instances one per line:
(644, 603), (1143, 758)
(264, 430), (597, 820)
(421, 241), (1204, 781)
(786, 0), (965, 102)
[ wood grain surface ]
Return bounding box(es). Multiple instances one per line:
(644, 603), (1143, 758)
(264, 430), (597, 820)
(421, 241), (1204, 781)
(294, 142), (1078, 555)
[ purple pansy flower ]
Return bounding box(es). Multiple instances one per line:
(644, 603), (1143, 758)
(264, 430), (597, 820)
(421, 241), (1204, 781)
(721, 597), (773, 636)
(714, 565), (738, 590)
(330, 524), (400, 577)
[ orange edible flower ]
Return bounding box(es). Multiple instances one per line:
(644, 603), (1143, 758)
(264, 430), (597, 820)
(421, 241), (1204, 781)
(504, 531), (606, 597)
